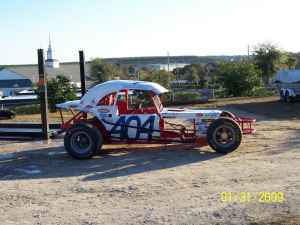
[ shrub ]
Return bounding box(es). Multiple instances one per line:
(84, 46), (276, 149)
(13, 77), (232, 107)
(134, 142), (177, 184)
(250, 87), (275, 97)
(45, 75), (77, 112)
(162, 92), (204, 105)
(214, 89), (227, 98)
(171, 83), (205, 89)
(217, 62), (262, 97)
(12, 104), (40, 115)
(174, 92), (202, 102)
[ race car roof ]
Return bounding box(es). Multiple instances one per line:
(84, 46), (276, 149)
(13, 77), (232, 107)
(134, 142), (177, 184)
(79, 80), (168, 107)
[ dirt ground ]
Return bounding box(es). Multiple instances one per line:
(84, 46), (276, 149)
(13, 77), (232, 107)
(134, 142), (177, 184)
(0, 96), (300, 225)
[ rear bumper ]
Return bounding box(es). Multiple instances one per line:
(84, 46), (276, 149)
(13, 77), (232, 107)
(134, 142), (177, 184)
(235, 117), (256, 135)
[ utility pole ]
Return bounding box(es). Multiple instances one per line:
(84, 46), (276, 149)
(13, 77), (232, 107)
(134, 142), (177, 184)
(37, 49), (49, 140)
(167, 51), (170, 72)
(247, 45), (250, 60)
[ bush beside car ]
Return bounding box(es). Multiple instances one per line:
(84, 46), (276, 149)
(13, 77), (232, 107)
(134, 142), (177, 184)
(12, 104), (40, 115)
(164, 92), (207, 105)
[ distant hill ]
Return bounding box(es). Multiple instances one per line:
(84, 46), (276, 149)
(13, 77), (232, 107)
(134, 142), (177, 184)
(103, 55), (248, 65)
(0, 55), (248, 84)
(1, 55), (248, 68)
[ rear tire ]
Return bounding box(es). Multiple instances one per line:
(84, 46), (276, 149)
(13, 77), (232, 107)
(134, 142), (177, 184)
(64, 122), (103, 159)
(207, 117), (242, 154)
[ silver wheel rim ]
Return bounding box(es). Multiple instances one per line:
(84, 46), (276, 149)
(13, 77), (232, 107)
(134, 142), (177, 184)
(70, 131), (92, 154)
(213, 125), (236, 148)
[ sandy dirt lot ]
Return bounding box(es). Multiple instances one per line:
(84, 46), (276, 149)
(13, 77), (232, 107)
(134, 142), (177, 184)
(0, 97), (299, 225)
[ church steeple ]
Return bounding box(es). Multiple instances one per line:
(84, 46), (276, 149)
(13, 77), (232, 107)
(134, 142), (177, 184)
(47, 34), (53, 61)
(45, 34), (60, 68)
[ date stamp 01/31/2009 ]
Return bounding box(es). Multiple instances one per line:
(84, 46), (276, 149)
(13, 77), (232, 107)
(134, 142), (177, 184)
(220, 192), (284, 204)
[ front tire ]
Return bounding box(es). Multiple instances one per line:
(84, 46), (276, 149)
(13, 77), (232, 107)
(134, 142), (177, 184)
(207, 118), (242, 154)
(64, 123), (103, 159)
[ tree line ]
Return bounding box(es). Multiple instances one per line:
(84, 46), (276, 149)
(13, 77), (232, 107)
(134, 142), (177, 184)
(45, 42), (298, 111)
(88, 42), (297, 97)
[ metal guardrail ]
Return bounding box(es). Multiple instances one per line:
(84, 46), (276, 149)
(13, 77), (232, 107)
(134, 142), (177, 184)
(0, 123), (61, 138)
(0, 99), (39, 107)
(0, 123), (60, 129)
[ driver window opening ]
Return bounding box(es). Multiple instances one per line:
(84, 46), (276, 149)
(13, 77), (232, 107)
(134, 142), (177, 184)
(116, 90), (158, 114)
(128, 90), (153, 110)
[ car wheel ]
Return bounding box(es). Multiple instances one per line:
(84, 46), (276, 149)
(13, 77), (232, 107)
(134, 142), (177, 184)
(64, 122), (103, 159)
(207, 118), (242, 154)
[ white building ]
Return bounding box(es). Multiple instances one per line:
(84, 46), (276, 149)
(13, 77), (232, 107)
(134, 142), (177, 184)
(143, 63), (188, 72)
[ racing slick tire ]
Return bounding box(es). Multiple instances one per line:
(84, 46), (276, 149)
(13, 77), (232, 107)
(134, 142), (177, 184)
(207, 117), (242, 154)
(64, 122), (103, 159)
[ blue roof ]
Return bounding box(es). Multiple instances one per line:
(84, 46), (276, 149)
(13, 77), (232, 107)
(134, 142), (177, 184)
(0, 68), (30, 80)
(0, 68), (32, 88)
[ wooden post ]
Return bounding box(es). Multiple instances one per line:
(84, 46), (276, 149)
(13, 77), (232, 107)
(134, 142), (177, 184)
(79, 50), (87, 119)
(79, 50), (86, 97)
(37, 49), (50, 140)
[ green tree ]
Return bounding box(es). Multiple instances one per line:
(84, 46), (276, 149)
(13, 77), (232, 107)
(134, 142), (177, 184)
(286, 55), (297, 69)
(152, 70), (175, 89)
(184, 65), (199, 83)
(128, 65), (136, 76)
(176, 64), (208, 87)
(218, 62), (261, 97)
(89, 58), (118, 84)
(139, 69), (175, 89)
(253, 43), (282, 85)
(138, 68), (153, 81)
(46, 75), (76, 112)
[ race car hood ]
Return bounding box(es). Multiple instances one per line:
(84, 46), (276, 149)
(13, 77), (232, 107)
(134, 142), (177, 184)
(161, 108), (223, 119)
(56, 100), (82, 110)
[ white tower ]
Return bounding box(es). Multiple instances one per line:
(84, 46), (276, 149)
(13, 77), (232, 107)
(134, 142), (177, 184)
(47, 34), (53, 61)
(45, 34), (60, 68)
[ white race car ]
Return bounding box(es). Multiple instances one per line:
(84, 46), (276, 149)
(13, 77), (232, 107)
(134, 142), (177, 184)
(57, 80), (255, 159)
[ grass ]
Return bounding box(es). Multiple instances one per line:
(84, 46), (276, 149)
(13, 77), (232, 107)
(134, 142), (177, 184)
(0, 111), (74, 123)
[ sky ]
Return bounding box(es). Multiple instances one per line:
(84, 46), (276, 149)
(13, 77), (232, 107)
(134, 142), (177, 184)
(0, 0), (300, 64)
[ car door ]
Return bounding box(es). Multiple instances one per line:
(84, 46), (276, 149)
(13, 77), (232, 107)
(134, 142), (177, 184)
(109, 90), (160, 141)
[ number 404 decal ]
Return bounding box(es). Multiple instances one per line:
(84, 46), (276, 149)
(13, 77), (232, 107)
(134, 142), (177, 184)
(110, 115), (156, 140)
